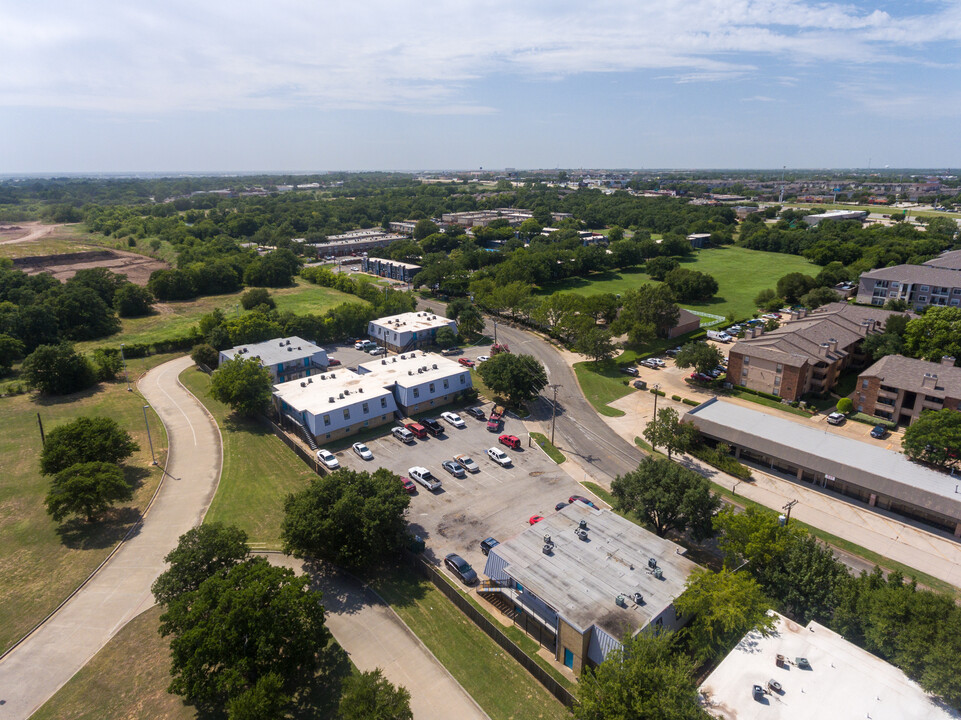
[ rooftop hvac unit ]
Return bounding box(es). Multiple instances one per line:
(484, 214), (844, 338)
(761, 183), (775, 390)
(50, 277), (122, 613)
(648, 557), (658, 569)
(654, 567), (663, 580)
(321, 374), (326, 380)
(615, 594), (627, 608)
(307, 378), (312, 384)
(542, 543), (553, 555)
(575, 528), (588, 541)
(286, 339), (291, 345)
(338, 393), (344, 399)
(300, 382), (306, 387)
(358, 388), (363, 393)
(329, 397), (334, 403)
(632, 592), (644, 605)
(381, 359), (386, 365)
(432, 364), (438, 370)
(543, 534), (552, 545)
(578, 519), (588, 530)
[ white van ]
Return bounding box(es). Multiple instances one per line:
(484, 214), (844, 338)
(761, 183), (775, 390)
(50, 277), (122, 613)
(706, 330), (732, 343)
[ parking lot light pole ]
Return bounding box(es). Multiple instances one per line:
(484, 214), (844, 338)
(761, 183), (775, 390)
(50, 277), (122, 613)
(143, 405), (157, 465)
(650, 383), (661, 451)
(548, 384), (562, 445)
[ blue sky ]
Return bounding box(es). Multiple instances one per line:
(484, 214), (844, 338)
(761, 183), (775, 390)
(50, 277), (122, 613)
(1, 1), (959, 173)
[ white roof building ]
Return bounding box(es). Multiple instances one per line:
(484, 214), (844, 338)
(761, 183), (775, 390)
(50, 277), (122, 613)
(219, 336), (327, 383)
(368, 311), (458, 352)
(701, 612), (959, 720)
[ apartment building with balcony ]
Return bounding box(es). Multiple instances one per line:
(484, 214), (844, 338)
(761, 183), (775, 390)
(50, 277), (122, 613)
(367, 311), (458, 353)
(219, 336), (328, 383)
(856, 250), (961, 312)
(857, 355), (961, 425)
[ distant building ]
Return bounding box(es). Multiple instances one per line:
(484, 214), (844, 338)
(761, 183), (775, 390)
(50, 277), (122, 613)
(856, 249), (961, 311)
(308, 228), (407, 257)
(802, 209), (868, 227)
(219, 337), (328, 384)
(273, 351), (471, 442)
(701, 611), (958, 720)
(669, 308), (702, 338)
(367, 311), (458, 353)
(726, 303), (907, 401)
(856, 354), (961, 425)
(686, 233), (711, 249)
(481, 503), (700, 674)
(361, 257), (421, 282)
(388, 220), (419, 235)
(685, 398), (961, 536)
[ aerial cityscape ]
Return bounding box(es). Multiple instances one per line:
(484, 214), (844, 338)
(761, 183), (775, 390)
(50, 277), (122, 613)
(2, 3), (961, 720)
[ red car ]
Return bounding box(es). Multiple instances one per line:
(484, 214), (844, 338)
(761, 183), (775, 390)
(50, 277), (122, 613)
(327, 358), (341, 367)
(400, 477), (416, 494)
(529, 515), (544, 525)
(458, 357), (475, 368)
(499, 434), (521, 450)
(487, 418), (501, 432)
(405, 422), (427, 439)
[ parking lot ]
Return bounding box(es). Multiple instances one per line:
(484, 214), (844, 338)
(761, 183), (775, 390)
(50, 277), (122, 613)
(327, 399), (591, 581)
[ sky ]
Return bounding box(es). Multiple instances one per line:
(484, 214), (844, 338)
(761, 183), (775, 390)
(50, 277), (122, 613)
(1, 1), (960, 173)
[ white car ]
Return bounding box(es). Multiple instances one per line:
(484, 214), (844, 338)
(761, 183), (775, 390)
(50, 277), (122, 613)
(352, 442), (373, 460)
(316, 449), (340, 470)
(408, 466), (441, 491)
(640, 358), (659, 369)
(454, 454), (480, 473)
(440, 411), (466, 428)
(368, 346), (386, 356)
(650, 358), (666, 368)
(476, 355), (490, 363)
(486, 447), (512, 467)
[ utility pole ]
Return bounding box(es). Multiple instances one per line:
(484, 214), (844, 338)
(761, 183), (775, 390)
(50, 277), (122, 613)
(781, 499), (798, 525)
(548, 384), (562, 445)
(37, 412), (45, 446)
(143, 405), (157, 465)
(120, 343), (130, 392)
(650, 383), (661, 450)
(493, 320), (498, 345)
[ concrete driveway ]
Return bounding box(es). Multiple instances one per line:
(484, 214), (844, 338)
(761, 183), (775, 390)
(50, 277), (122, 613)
(0, 355), (222, 720)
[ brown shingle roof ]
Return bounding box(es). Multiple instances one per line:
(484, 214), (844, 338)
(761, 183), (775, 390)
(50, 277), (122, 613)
(860, 263), (961, 288)
(859, 355), (961, 399)
(922, 249), (961, 271)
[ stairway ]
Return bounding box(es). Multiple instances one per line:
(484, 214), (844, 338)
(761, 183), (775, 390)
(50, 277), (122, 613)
(285, 413), (318, 451)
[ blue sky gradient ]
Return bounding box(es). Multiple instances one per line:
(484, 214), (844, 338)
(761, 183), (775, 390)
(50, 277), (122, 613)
(1, 1), (959, 172)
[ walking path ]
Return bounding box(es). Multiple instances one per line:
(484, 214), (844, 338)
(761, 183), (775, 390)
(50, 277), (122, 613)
(271, 556), (490, 720)
(0, 356), (222, 719)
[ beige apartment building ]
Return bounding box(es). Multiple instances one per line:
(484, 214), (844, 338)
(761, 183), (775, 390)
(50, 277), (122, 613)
(857, 354), (961, 425)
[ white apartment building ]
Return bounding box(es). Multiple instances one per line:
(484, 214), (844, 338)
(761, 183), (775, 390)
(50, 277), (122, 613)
(367, 311), (458, 352)
(219, 337), (328, 384)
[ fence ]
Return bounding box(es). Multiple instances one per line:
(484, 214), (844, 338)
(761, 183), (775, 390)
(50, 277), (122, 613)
(403, 552), (576, 709)
(258, 415), (326, 476)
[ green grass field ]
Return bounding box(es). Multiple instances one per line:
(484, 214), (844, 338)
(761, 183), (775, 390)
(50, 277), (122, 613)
(541, 246), (819, 321)
(179, 368), (317, 549)
(76, 278), (361, 352)
(531, 432), (566, 464)
(373, 569), (571, 720)
(0, 354), (170, 653)
(572, 361), (634, 417)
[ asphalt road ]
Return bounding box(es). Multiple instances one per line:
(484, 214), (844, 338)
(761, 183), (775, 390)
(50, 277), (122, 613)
(419, 298), (644, 483)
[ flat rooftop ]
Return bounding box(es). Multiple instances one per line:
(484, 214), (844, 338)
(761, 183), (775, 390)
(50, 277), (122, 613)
(358, 351), (467, 387)
(221, 336), (324, 367)
(491, 503), (700, 635)
(273, 370), (393, 415)
(685, 399), (961, 521)
(370, 311), (456, 333)
(700, 612), (958, 720)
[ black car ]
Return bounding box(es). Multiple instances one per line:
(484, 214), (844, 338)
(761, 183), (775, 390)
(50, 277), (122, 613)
(465, 407), (486, 420)
(421, 418), (444, 436)
(620, 366), (639, 376)
(870, 424), (887, 439)
(444, 553), (478, 584)
(480, 537), (499, 556)
(555, 501), (569, 511)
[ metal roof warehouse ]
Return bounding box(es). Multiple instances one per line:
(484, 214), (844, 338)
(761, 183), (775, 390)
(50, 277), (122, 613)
(685, 398), (961, 536)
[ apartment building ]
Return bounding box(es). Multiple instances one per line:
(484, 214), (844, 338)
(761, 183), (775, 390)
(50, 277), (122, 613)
(856, 249), (961, 311)
(726, 303), (904, 401)
(802, 209), (868, 227)
(302, 228), (407, 257)
(356, 352), (472, 415)
(219, 337), (328, 383)
(857, 354), (961, 425)
(360, 257), (421, 282)
(367, 311), (458, 353)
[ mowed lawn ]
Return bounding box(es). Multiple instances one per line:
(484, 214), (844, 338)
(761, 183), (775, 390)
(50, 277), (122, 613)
(541, 246), (819, 320)
(0, 355), (171, 653)
(179, 368), (317, 549)
(76, 278), (362, 352)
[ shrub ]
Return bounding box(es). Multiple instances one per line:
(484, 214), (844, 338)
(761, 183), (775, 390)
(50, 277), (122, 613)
(21, 343), (97, 395)
(191, 343), (220, 370)
(671, 394), (682, 401)
(836, 397), (853, 414)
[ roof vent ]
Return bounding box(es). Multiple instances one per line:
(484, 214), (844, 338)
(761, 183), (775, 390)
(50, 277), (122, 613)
(542, 543), (553, 555)
(579, 519), (588, 530)
(401, 354), (406, 359)
(648, 557), (657, 569)
(392, 357), (397, 363)
(632, 592), (644, 605)
(432, 364), (438, 370)
(654, 567), (663, 580)
(329, 397), (334, 403)
(307, 378), (312, 384)
(330, 373), (335, 378)
(280, 342), (284, 347)
(543, 534), (552, 545)
(359, 388), (363, 393)
(286, 339), (291, 345)
(321, 374), (326, 380)
(338, 393), (344, 399)
(288, 347), (293, 352)
(381, 359), (387, 365)
(300, 382), (306, 387)
(417, 368), (423, 374)
(575, 527), (588, 541)
(408, 370), (413, 375)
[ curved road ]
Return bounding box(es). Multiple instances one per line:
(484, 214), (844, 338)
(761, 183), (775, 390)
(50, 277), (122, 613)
(0, 355), (222, 719)
(420, 298), (644, 482)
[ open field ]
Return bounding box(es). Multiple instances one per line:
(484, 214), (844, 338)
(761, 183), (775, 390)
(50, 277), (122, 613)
(374, 569), (571, 720)
(13, 248), (168, 286)
(0, 354), (171, 653)
(75, 278), (361, 352)
(0, 223), (107, 258)
(540, 246), (819, 320)
(572, 360), (634, 417)
(179, 367), (317, 549)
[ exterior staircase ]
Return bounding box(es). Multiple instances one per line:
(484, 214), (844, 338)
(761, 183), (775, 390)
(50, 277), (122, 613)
(285, 413), (318, 451)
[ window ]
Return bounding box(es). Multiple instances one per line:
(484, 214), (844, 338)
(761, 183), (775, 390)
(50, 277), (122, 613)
(343, 409), (350, 420)
(776, 364), (783, 373)
(429, 383), (435, 393)
(919, 296), (928, 303)
(741, 369), (748, 377)
(460, 374), (467, 384)
(323, 414), (331, 427)
(774, 376), (781, 386)
(743, 357), (750, 365)
(862, 379), (868, 389)
(443, 379), (449, 389)
(413, 388), (420, 398)
(362, 402), (369, 414)
(920, 285), (930, 292)
(363, 420), (369, 427)
(953, 288), (961, 295)
(890, 282), (899, 289)
(381, 397), (387, 408)
(325, 433), (331, 440)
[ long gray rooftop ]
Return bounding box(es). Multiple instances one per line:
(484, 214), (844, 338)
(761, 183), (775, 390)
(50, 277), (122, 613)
(686, 398), (961, 521)
(221, 336), (324, 367)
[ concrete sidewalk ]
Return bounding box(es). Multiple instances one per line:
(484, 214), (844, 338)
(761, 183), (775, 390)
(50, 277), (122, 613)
(0, 356), (222, 719)
(270, 556), (489, 720)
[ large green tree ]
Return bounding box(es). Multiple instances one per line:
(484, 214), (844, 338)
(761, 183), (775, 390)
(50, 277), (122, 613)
(574, 327), (616, 365)
(45, 461), (133, 522)
(113, 282), (154, 317)
(613, 284), (680, 341)
(575, 631), (708, 720)
(40, 415), (139, 475)
(673, 341), (724, 375)
(612, 456), (720, 540)
(642, 407), (698, 459)
(0, 332), (24, 375)
(281, 468), (410, 569)
(674, 568), (775, 664)
(903, 307), (961, 362)
(902, 409), (961, 468)
(209, 356), (273, 416)
(338, 669), (413, 720)
(21, 343), (97, 395)
(160, 558), (331, 716)
(776, 272), (817, 304)
(152, 523), (251, 607)
(476, 352), (548, 407)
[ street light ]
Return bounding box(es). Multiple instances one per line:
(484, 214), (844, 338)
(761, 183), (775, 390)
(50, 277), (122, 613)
(547, 384), (562, 446)
(143, 405), (157, 465)
(650, 383), (661, 451)
(120, 343), (130, 392)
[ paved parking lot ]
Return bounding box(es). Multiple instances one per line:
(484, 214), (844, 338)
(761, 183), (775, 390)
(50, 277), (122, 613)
(330, 400), (590, 580)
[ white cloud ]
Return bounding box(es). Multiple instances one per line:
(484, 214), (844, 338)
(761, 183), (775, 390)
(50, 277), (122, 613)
(0, 0), (957, 114)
